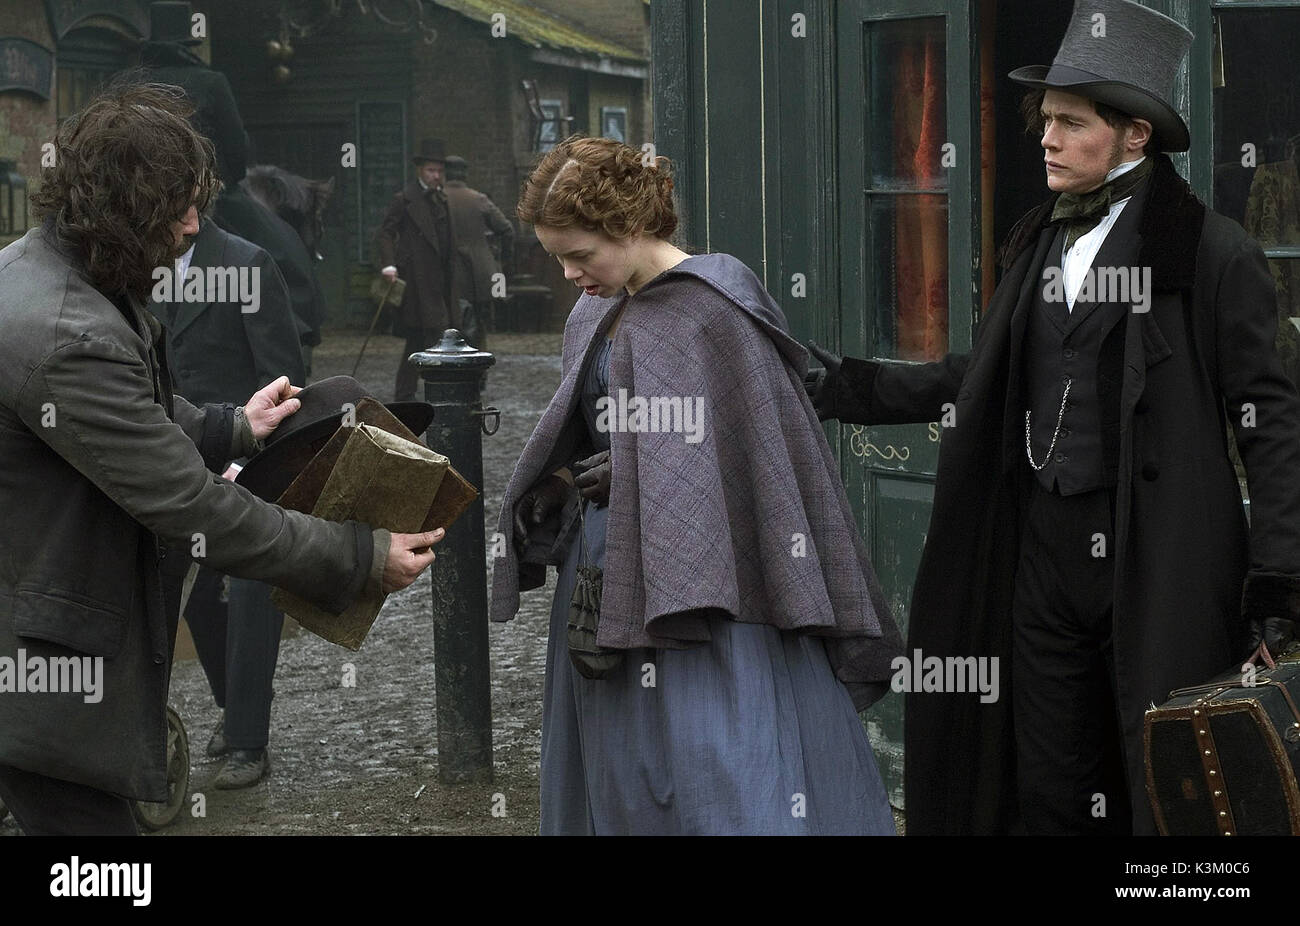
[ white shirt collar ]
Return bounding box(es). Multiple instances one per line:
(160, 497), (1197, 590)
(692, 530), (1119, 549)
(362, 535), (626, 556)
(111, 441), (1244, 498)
(176, 242), (196, 280)
(1105, 155), (1146, 184)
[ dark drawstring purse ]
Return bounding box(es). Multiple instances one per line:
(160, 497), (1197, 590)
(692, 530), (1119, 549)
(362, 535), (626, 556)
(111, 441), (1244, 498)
(567, 501), (624, 680)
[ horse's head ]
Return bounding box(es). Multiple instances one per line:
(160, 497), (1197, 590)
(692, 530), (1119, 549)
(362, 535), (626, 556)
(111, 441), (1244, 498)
(242, 165), (335, 260)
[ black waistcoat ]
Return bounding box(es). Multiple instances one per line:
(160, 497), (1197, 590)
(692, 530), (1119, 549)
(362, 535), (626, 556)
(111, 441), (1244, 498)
(1022, 188), (1147, 495)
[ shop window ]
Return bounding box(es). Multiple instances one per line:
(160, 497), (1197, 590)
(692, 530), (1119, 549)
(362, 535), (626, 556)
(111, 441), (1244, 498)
(864, 16), (949, 361)
(1212, 6), (1300, 386)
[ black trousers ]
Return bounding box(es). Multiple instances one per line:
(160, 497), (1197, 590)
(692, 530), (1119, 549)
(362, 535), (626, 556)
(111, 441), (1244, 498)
(0, 764), (137, 836)
(1011, 478), (1132, 835)
(163, 566), (284, 750)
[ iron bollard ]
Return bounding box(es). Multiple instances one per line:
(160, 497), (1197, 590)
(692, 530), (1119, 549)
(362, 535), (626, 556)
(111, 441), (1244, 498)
(410, 329), (499, 784)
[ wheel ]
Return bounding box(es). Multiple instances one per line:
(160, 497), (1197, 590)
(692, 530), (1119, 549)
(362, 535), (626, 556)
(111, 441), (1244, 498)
(133, 706), (190, 831)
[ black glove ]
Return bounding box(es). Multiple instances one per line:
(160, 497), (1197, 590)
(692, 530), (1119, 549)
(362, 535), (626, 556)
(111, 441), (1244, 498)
(513, 472), (569, 552)
(804, 340), (842, 421)
(1246, 616), (1297, 666)
(573, 450), (611, 507)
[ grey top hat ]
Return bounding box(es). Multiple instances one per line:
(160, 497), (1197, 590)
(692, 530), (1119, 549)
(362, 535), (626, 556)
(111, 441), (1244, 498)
(1009, 0), (1192, 152)
(148, 1), (202, 46)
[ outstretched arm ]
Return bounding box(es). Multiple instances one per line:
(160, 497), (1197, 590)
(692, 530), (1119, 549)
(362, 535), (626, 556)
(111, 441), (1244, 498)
(807, 341), (969, 425)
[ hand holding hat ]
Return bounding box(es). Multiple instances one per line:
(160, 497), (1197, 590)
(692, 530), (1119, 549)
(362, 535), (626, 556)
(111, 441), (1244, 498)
(243, 376), (303, 442)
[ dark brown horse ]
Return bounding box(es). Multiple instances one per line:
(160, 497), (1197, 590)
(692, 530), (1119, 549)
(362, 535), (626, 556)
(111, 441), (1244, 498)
(240, 165), (335, 261)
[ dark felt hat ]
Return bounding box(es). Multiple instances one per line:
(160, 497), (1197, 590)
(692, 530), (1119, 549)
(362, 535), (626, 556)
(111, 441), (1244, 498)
(148, 1), (203, 46)
(1009, 0), (1192, 152)
(412, 138), (447, 166)
(235, 376), (434, 503)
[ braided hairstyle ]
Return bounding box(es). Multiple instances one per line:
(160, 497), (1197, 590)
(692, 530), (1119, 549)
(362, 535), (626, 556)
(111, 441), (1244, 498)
(517, 135), (677, 241)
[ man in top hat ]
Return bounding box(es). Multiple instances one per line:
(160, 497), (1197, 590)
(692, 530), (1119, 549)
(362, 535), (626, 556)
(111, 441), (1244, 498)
(376, 139), (458, 402)
(139, 1), (328, 355)
(807, 0), (1300, 835)
(443, 155), (515, 350)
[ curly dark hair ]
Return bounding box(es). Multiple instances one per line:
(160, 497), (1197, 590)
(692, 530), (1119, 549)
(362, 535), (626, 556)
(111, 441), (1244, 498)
(30, 76), (221, 299)
(516, 134), (678, 240)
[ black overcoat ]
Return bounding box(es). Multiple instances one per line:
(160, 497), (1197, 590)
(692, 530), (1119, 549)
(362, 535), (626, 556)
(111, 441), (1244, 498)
(832, 154), (1300, 834)
(141, 46), (327, 346)
(148, 220), (305, 407)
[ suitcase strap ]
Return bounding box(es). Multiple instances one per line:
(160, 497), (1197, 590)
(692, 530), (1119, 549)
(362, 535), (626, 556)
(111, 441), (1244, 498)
(1171, 674), (1300, 836)
(1187, 705), (1237, 836)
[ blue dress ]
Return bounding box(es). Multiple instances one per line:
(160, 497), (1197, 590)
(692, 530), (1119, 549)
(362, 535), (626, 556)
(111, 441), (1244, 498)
(539, 336), (896, 835)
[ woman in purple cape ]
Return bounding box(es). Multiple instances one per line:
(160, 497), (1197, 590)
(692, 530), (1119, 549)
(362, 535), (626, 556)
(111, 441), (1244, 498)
(492, 136), (902, 835)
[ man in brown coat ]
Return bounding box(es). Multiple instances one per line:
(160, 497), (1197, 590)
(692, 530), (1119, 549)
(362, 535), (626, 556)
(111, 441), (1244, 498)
(443, 155), (515, 349)
(376, 139), (457, 401)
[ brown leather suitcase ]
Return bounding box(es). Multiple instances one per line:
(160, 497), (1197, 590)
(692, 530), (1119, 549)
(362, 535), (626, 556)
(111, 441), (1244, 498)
(1145, 658), (1300, 835)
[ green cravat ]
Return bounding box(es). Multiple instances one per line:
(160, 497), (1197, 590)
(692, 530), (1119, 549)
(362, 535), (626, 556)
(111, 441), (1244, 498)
(1051, 156), (1153, 251)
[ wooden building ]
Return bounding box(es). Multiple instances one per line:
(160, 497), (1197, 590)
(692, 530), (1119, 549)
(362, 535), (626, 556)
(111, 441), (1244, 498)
(0, 0), (651, 328)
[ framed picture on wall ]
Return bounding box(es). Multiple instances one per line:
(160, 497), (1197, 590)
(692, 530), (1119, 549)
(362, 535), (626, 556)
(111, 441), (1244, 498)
(600, 106), (627, 143)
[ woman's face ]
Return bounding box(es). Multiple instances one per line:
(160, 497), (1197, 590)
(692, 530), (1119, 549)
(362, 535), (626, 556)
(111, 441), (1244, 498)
(535, 225), (635, 298)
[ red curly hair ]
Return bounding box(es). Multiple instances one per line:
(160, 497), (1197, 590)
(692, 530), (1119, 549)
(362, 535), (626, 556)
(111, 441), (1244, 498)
(516, 135), (678, 241)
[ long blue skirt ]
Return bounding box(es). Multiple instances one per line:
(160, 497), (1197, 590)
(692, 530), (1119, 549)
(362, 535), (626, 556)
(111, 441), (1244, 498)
(539, 502), (897, 835)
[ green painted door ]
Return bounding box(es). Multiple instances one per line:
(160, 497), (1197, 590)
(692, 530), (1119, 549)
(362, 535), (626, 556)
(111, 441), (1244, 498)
(836, 0), (981, 808)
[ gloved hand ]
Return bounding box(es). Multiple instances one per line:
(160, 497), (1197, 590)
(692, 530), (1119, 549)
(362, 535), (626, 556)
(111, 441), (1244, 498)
(573, 450), (611, 507)
(1245, 616), (1297, 669)
(513, 472), (570, 553)
(803, 341), (842, 421)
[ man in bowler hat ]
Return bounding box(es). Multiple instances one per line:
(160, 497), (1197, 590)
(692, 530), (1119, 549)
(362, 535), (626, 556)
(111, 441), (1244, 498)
(443, 154), (515, 350)
(807, 0), (1300, 834)
(376, 139), (458, 401)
